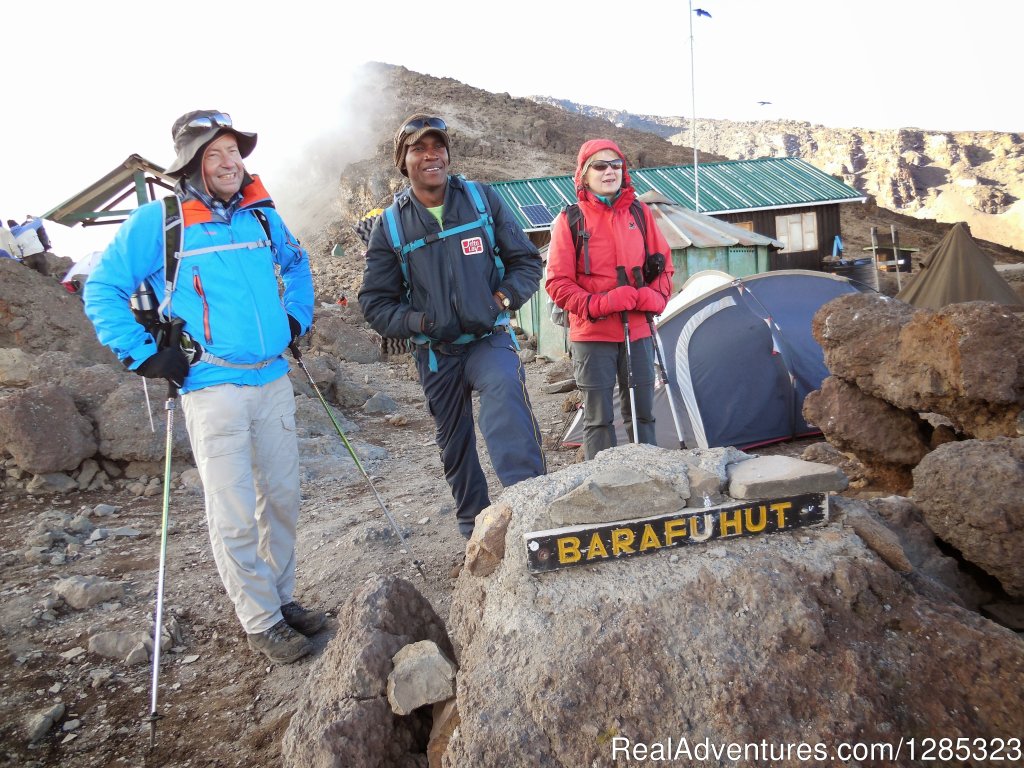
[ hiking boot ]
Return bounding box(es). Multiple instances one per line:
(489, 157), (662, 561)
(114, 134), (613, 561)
(280, 601), (327, 636)
(247, 619), (312, 664)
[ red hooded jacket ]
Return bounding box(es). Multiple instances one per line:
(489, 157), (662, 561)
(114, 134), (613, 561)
(545, 139), (673, 343)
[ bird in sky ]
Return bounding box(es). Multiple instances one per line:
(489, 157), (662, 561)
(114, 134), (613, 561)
(694, 8), (712, 17)
(757, 101), (772, 106)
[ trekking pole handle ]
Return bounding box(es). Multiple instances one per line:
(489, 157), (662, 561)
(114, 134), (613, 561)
(165, 319), (184, 399)
(615, 266), (632, 321)
(616, 265), (629, 288)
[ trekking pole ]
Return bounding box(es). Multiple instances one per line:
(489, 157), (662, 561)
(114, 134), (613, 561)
(288, 343), (426, 580)
(145, 317), (184, 750)
(632, 266), (685, 448)
(615, 267), (640, 444)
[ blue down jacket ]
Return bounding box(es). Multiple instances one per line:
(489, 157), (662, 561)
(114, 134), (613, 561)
(84, 176), (313, 394)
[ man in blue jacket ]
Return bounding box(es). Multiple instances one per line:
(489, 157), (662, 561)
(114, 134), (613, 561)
(359, 114), (546, 539)
(84, 110), (321, 665)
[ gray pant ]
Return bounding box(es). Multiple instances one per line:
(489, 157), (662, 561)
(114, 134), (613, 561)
(572, 337), (656, 460)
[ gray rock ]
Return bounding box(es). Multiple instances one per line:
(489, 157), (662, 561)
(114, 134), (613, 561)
(0, 347), (35, 387)
(727, 454), (848, 498)
(25, 702), (65, 742)
(912, 437), (1024, 597)
(362, 392), (399, 415)
(0, 383), (96, 473)
(95, 380), (191, 462)
(282, 575), (452, 767)
(26, 472), (79, 494)
(443, 447), (1024, 767)
(548, 466), (687, 527)
(54, 576), (125, 610)
(387, 640), (457, 715)
(88, 630), (153, 660)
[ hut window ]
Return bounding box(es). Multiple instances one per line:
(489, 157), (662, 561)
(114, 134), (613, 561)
(775, 212), (818, 253)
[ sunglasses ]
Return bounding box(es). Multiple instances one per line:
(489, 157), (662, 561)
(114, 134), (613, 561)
(588, 160), (624, 172)
(402, 117), (448, 135)
(176, 112), (233, 139)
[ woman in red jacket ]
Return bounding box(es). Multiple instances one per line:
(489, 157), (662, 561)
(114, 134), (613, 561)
(546, 139), (674, 459)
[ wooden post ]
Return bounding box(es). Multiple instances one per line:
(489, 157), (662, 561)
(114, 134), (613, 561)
(870, 226), (880, 275)
(890, 225), (902, 291)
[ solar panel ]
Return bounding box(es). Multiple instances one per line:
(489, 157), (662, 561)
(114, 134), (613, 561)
(521, 204), (554, 227)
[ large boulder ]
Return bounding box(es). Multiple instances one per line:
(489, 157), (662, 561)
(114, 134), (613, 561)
(812, 294), (1024, 439)
(912, 437), (1024, 597)
(94, 379), (192, 462)
(309, 311), (381, 364)
(803, 376), (929, 491)
(442, 445), (1024, 767)
(0, 383), (96, 473)
(0, 258), (115, 365)
(282, 574), (454, 768)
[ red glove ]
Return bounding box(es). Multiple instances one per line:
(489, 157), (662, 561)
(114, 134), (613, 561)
(590, 285), (638, 317)
(635, 287), (667, 315)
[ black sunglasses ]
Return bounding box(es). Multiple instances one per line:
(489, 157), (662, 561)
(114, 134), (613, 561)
(589, 160), (624, 172)
(402, 117), (447, 135)
(176, 112), (233, 140)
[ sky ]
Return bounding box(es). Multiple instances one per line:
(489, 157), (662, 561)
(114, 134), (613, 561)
(3, 0), (1019, 259)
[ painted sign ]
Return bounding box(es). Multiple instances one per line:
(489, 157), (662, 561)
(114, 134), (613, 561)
(525, 492), (828, 574)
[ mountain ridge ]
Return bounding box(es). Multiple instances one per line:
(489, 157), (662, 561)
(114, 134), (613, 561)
(528, 95), (1024, 252)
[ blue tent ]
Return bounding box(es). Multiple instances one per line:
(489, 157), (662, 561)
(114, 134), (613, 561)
(562, 270), (870, 450)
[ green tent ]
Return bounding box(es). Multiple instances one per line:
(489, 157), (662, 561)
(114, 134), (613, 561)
(897, 223), (1023, 309)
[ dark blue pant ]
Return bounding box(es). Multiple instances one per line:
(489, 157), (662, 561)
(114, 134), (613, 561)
(415, 330), (546, 537)
(573, 337), (656, 460)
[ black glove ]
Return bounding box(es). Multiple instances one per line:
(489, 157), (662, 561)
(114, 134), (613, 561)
(288, 314), (302, 343)
(136, 347), (189, 386)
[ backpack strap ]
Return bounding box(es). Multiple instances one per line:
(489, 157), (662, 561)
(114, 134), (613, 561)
(380, 180), (510, 372)
(629, 199), (650, 261)
(565, 203), (591, 275)
(160, 196), (183, 309)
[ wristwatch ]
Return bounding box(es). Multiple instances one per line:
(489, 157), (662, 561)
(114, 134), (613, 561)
(495, 291), (511, 309)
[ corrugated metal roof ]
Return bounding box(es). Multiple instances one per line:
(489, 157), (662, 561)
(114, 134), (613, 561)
(641, 191), (784, 250)
(491, 156), (866, 232)
(44, 155), (175, 228)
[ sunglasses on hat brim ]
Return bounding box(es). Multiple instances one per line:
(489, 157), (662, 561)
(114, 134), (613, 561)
(402, 117), (448, 136)
(176, 112), (233, 140)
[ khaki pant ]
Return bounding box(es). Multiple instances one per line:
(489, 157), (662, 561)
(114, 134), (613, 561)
(181, 375), (300, 633)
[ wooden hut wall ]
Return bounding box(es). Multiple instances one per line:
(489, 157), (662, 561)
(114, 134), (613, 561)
(712, 203), (842, 271)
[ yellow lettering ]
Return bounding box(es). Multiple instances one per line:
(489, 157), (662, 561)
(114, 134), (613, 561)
(744, 505), (768, 533)
(586, 532), (609, 560)
(639, 524), (663, 551)
(611, 528), (635, 556)
(557, 537), (581, 564)
(720, 509), (743, 537)
(664, 518), (688, 545)
(771, 501), (792, 527)
(689, 513), (715, 542)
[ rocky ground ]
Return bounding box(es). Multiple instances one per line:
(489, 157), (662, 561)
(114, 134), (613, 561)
(0, 340), (627, 767)
(3, 259), (1020, 767)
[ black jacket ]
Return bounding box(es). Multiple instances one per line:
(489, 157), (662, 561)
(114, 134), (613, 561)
(358, 176), (542, 343)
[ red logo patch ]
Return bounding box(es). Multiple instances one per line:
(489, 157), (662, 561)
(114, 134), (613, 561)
(461, 237), (484, 255)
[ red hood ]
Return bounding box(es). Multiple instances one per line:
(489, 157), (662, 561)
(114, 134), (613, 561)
(574, 139), (634, 204)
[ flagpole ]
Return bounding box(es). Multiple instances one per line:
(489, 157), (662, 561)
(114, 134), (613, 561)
(689, 0), (700, 212)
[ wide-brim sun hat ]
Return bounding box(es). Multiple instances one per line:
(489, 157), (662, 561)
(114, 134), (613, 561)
(393, 114), (451, 177)
(165, 109), (257, 178)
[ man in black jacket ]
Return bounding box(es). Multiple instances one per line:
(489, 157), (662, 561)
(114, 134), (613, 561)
(359, 114), (546, 538)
